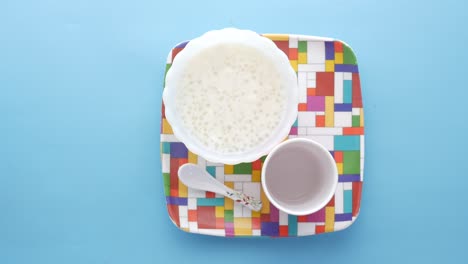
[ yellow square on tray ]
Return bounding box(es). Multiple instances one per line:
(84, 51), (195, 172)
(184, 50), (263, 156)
(215, 206), (224, 217)
(235, 220), (252, 235)
(162, 119), (173, 134)
(325, 60), (335, 72)
(335, 52), (344, 64)
(289, 60), (298, 72)
(298, 53), (307, 64)
(251, 170), (261, 182)
(224, 165), (234, 174)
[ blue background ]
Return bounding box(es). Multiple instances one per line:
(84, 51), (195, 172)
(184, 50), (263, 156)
(1, 0), (467, 263)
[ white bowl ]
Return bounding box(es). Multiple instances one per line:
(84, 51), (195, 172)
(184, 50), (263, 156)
(163, 28), (298, 164)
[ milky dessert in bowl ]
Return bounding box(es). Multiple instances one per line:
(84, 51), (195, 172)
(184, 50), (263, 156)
(163, 28), (298, 164)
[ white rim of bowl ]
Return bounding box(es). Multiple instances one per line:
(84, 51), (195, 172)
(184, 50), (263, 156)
(163, 28), (298, 164)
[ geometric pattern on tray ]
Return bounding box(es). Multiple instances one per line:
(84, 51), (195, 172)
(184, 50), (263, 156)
(160, 34), (364, 237)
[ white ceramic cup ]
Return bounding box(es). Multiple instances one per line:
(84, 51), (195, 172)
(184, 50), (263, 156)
(261, 138), (338, 215)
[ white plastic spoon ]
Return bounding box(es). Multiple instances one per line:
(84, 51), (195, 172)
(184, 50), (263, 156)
(178, 163), (262, 211)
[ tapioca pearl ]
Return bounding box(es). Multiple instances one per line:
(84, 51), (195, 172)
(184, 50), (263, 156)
(176, 44), (286, 153)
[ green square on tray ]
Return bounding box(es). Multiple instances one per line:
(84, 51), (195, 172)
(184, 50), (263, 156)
(298, 41), (307, 52)
(224, 210), (233, 222)
(343, 151), (360, 174)
(163, 173), (170, 196)
(233, 163), (252, 174)
(163, 64), (171, 86)
(352, 115), (360, 127)
(343, 44), (357, 65)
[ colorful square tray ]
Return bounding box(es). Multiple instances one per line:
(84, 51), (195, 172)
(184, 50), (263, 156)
(160, 34), (364, 237)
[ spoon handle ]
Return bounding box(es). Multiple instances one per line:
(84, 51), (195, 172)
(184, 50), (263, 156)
(177, 163), (262, 212)
(224, 189), (263, 212)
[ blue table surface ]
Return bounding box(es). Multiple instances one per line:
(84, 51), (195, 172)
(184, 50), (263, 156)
(1, 0), (467, 263)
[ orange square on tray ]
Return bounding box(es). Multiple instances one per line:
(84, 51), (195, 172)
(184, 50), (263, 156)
(316, 225), (325, 234)
(252, 217), (261, 229)
(216, 218), (224, 229)
(188, 210), (197, 222)
(316, 115), (325, 127)
(334, 41), (343, 52)
(289, 48), (298, 60)
(307, 88), (316, 96)
(279, 226), (288, 236)
(334, 151), (343, 163)
(298, 103), (307, 111)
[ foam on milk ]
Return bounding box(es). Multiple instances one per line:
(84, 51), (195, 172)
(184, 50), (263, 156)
(175, 43), (287, 154)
